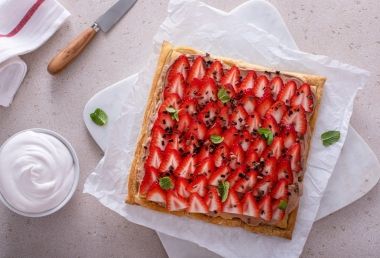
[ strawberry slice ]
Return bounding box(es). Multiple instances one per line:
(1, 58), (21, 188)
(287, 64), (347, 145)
(204, 187), (222, 213)
(277, 158), (293, 183)
(167, 55), (190, 82)
(239, 71), (257, 93)
(271, 179), (289, 199)
(246, 111), (262, 133)
(218, 104), (230, 128)
(213, 143), (229, 167)
(208, 165), (230, 186)
(177, 110), (193, 133)
(256, 97), (274, 118)
(241, 192), (259, 218)
(174, 155), (196, 179)
(167, 190), (189, 211)
(281, 125), (297, 149)
(229, 143), (245, 170)
(230, 105), (248, 130)
(245, 147), (259, 168)
(180, 98), (198, 116)
(175, 178), (190, 198)
(150, 126), (167, 151)
(186, 175), (208, 197)
(262, 136), (284, 160)
(198, 101), (219, 127)
(261, 157), (277, 180)
(155, 112), (175, 130)
(287, 143), (301, 172)
(253, 75), (270, 98)
(226, 167), (243, 187)
(145, 146), (163, 169)
(250, 137), (267, 156)
(146, 183), (167, 204)
(272, 199), (286, 221)
(195, 157), (214, 178)
(238, 130), (252, 151)
(278, 80), (297, 106)
(224, 84), (237, 98)
(221, 66), (241, 91)
(188, 120), (207, 140)
(207, 122), (222, 138)
(266, 101), (287, 124)
(290, 83), (314, 112)
(188, 56), (206, 83)
(165, 73), (186, 99)
(158, 148), (181, 174)
(159, 93), (182, 113)
(187, 193), (208, 214)
(253, 180), (273, 197)
(233, 171), (258, 193)
(223, 127), (238, 148)
(198, 77), (218, 106)
(281, 106), (307, 135)
(139, 167), (160, 196)
(206, 60), (224, 83)
(186, 78), (201, 99)
(222, 190), (243, 215)
(240, 95), (257, 115)
(198, 144), (211, 161)
(270, 76), (284, 100)
(259, 195), (272, 221)
(262, 114), (280, 135)
(184, 136), (199, 155)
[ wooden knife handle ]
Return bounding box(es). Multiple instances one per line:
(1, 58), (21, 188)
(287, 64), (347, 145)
(47, 26), (98, 74)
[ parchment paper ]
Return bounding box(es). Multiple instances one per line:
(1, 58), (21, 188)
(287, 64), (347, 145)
(84, 0), (369, 257)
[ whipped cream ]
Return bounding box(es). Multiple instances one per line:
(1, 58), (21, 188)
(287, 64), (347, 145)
(0, 130), (75, 214)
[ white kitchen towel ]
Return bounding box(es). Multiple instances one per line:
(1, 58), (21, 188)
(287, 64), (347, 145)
(0, 0), (70, 107)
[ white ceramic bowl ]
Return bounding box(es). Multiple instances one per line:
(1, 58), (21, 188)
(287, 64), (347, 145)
(0, 128), (80, 217)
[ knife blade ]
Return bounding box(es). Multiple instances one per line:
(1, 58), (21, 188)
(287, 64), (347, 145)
(47, 0), (137, 75)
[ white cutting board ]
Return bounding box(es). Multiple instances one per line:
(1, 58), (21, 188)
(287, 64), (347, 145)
(83, 1), (380, 257)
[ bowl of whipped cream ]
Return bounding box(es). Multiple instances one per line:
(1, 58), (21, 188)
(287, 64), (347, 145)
(0, 128), (80, 217)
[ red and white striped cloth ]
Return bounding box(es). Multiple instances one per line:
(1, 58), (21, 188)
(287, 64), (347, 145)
(0, 0), (70, 107)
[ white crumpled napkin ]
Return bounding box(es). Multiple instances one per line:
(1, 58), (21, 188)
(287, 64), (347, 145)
(84, 0), (369, 257)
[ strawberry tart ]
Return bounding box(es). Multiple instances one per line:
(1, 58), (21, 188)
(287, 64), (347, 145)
(126, 41), (325, 239)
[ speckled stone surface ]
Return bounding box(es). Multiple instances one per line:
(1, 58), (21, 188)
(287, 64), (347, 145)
(0, 1), (379, 257)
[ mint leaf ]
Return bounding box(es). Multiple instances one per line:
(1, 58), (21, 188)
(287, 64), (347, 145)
(159, 177), (174, 190)
(218, 181), (230, 202)
(217, 88), (230, 104)
(210, 135), (224, 144)
(165, 106), (179, 121)
(278, 200), (288, 210)
(321, 130), (340, 147)
(90, 108), (108, 126)
(257, 128), (273, 145)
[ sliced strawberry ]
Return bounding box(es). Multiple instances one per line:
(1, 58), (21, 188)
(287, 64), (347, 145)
(253, 75), (270, 98)
(188, 56), (206, 83)
(145, 146), (163, 170)
(281, 106), (307, 135)
(256, 97), (274, 118)
(281, 125), (297, 149)
(207, 122), (222, 138)
(277, 158), (293, 183)
(167, 55), (190, 82)
(262, 136), (284, 160)
(278, 80), (297, 106)
(246, 111), (262, 133)
(253, 180), (273, 197)
(198, 144), (211, 161)
(223, 127), (238, 148)
(218, 104), (230, 128)
(233, 171), (258, 193)
(224, 84), (237, 98)
(174, 155), (196, 179)
(238, 130), (252, 151)
(165, 73), (186, 99)
(146, 183), (167, 204)
(262, 114), (280, 135)
(287, 143), (301, 172)
(204, 187), (222, 213)
(240, 95), (257, 115)
(222, 190), (243, 215)
(269, 76), (284, 100)
(250, 137), (267, 156)
(261, 157), (277, 180)
(241, 192), (259, 218)
(226, 168), (242, 188)
(159, 93), (182, 113)
(198, 101), (219, 127)
(150, 126), (167, 151)
(167, 190), (188, 211)
(266, 101), (287, 124)
(221, 66), (240, 91)
(290, 83), (314, 112)
(272, 199), (286, 221)
(186, 175), (208, 197)
(187, 193), (208, 213)
(198, 77), (218, 106)
(158, 148), (181, 173)
(271, 179), (288, 199)
(177, 111), (193, 133)
(183, 136), (199, 155)
(208, 165), (230, 186)
(245, 148), (259, 168)
(259, 195), (272, 221)
(180, 98), (198, 116)
(213, 143), (229, 167)
(188, 120), (207, 140)
(229, 143), (245, 170)
(139, 167), (160, 196)
(186, 78), (201, 99)
(206, 60), (224, 83)
(230, 105), (248, 130)
(239, 71), (257, 93)
(155, 112), (175, 130)
(195, 157), (214, 178)
(175, 178), (190, 198)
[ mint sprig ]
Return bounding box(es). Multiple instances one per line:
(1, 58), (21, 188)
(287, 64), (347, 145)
(210, 135), (224, 144)
(278, 200), (288, 210)
(165, 106), (179, 121)
(217, 88), (231, 104)
(257, 128), (273, 145)
(90, 108), (108, 126)
(218, 181), (230, 202)
(159, 177), (174, 190)
(321, 130), (340, 147)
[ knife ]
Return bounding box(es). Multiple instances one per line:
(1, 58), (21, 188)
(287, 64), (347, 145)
(47, 0), (137, 75)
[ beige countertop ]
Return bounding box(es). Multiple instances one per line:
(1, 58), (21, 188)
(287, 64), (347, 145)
(1, 0), (379, 257)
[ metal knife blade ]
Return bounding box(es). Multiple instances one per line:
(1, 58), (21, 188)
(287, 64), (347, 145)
(95, 0), (137, 33)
